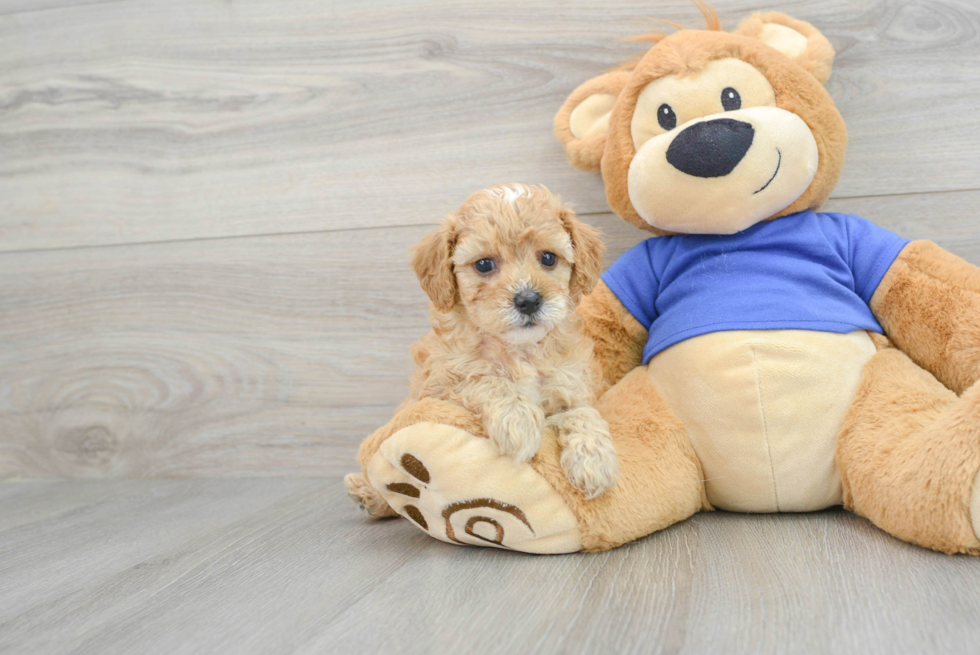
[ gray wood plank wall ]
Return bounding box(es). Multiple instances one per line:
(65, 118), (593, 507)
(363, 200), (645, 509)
(2, 0), (979, 478)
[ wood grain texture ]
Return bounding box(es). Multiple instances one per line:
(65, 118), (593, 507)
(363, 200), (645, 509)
(2, 190), (978, 479)
(1, 0), (979, 251)
(1, 478), (978, 654)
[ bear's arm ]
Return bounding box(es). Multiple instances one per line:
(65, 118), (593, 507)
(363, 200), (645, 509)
(870, 240), (980, 394)
(578, 280), (649, 397)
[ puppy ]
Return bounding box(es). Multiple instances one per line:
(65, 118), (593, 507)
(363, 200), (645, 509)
(347, 184), (619, 517)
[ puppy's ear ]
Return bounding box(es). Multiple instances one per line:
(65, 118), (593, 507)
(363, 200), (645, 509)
(559, 207), (604, 302)
(411, 215), (458, 312)
(734, 12), (836, 84)
(554, 71), (631, 172)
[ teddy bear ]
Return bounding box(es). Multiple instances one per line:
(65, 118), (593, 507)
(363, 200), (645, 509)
(349, 9), (980, 555)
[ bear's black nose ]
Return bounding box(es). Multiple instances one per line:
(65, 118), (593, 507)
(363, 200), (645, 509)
(513, 290), (543, 316)
(666, 118), (755, 178)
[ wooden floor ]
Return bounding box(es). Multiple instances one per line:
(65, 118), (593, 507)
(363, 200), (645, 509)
(1, 478), (979, 654)
(3, 0), (980, 652)
(0, 479), (980, 655)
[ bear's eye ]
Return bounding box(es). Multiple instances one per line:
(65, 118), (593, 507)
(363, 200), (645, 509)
(721, 87), (741, 111)
(657, 103), (677, 131)
(539, 252), (557, 268)
(474, 258), (495, 274)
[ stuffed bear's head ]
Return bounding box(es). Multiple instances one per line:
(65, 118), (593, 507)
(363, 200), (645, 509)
(554, 11), (847, 236)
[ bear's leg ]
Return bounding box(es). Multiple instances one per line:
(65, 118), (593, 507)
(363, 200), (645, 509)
(836, 336), (980, 554)
(356, 367), (708, 553)
(552, 366), (709, 551)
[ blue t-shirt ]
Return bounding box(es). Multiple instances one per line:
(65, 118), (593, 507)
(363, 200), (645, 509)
(601, 211), (910, 364)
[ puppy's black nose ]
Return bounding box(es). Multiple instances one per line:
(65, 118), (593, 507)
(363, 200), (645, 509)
(513, 290), (543, 316)
(666, 118), (755, 178)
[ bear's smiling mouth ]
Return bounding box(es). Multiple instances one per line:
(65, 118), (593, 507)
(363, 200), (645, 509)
(753, 148), (782, 195)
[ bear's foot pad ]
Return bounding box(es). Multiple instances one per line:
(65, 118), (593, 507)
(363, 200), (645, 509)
(366, 422), (582, 553)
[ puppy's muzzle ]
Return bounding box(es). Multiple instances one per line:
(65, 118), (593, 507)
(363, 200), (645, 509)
(513, 290), (543, 316)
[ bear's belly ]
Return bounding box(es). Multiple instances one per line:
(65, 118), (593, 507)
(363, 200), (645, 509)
(647, 329), (877, 513)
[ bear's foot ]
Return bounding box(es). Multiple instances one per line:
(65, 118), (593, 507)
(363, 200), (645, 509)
(365, 422), (582, 553)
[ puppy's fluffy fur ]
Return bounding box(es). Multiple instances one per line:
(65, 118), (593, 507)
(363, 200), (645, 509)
(347, 184), (619, 516)
(406, 184), (618, 499)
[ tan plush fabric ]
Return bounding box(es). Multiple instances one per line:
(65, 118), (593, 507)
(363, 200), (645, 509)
(576, 280), (648, 396)
(599, 28), (847, 235)
(554, 72), (631, 172)
(367, 422), (583, 553)
(528, 366), (709, 552)
(871, 240), (980, 395)
(629, 58), (776, 151)
(648, 330), (875, 512)
(836, 338), (980, 555)
(553, 13), (847, 236)
(627, 105), (819, 234)
(360, 368), (707, 553)
(357, 396), (487, 475)
(973, 471), (980, 542)
(569, 93), (617, 140)
(733, 12), (836, 84)
(758, 24), (808, 59)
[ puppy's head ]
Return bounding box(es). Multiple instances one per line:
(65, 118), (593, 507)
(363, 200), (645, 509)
(411, 184), (603, 345)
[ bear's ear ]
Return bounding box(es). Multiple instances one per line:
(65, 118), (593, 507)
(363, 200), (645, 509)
(734, 12), (836, 85)
(554, 71), (631, 172)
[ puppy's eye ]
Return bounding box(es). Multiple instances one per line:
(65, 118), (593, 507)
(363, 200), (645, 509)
(657, 103), (677, 131)
(539, 252), (558, 268)
(721, 87), (741, 111)
(474, 258), (495, 274)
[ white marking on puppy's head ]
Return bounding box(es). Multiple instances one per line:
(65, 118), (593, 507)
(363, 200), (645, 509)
(438, 185), (601, 345)
(485, 183), (529, 208)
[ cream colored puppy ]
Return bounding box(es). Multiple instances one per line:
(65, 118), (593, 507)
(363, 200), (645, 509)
(346, 184), (619, 515)
(409, 183), (618, 497)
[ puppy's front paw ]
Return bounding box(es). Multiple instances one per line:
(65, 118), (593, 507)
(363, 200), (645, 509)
(561, 433), (619, 499)
(556, 410), (619, 499)
(486, 401), (545, 462)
